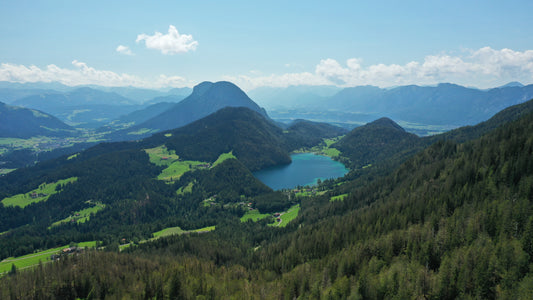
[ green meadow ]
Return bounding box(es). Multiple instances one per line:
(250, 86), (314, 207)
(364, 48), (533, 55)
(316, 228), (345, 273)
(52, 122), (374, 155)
(1, 177), (78, 208)
(240, 209), (271, 222)
(269, 204), (300, 227)
(49, 202), (106, 228)
(0, 241), (97, 274)
(212, 151), (236, 167)
(330, 193), (348, 202)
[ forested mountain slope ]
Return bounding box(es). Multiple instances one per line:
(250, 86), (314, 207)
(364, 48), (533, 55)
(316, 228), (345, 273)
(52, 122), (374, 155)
(144, 107), (291, 171)
(333, 117), (421, 169)
(1, 93), (532, 298)
(0, 105), (346, 260)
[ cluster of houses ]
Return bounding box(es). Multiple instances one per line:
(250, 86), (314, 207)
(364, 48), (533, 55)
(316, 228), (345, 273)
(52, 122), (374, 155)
(50, 246), (85, 261)
(273, 212), (281, 222)
(30, 192), (47, 199)
(292, 187), (318, 196)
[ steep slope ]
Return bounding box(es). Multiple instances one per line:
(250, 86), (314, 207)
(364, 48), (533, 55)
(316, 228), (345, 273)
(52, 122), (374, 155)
(333, 117), (420, 168)
(128, 81), (268, 134)
(426, 97), (533, 144)
(144, 107), (290, 171)
(0, 102), (75, 138)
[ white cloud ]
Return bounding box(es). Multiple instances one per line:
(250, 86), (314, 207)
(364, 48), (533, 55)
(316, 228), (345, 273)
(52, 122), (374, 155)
(136, 25), (198, 55)
(0, 61), (191, 88)
(116, 45), (134, 56)
(228, 47), (533, 90)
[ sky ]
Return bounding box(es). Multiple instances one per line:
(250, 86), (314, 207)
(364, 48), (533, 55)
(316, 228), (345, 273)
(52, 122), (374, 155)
(1, 0), (533, 91)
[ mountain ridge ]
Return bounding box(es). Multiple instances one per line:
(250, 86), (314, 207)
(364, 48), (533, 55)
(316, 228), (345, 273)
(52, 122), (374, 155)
(0, 101), (75, 138)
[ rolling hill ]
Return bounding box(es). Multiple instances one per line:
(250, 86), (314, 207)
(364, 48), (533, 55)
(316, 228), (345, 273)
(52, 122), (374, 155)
(333, 117), (421, 169)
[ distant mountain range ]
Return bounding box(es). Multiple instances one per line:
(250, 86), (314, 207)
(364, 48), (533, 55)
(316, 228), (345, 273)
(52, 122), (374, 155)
(251, 82), (533, 129)
(2, 80), (533, 138)
(0, 101), (74, 138)
(11, 87), (141, 128)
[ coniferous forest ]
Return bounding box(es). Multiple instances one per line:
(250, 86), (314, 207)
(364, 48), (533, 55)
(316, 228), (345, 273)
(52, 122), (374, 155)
(0, 95), (532, 298)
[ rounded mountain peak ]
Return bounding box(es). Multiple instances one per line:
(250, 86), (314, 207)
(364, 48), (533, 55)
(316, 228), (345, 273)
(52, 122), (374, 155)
(368, 117), (405, 132)
(192, 81), (246, 98)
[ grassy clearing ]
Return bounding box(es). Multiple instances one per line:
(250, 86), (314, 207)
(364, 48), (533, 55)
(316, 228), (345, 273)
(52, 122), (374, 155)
(278, 204), (300, 227)
(192, 226), (216, 233)
(144, 145), (180, 166)
(127, 128), (156, 135)
(212, 151), (236, 168)
(268, 204), (301, 228)
(0, 241), (97, 274)
(153, 226), (185, 238)
(322, 147), (341, 157)
(293, 136), (343, 159)
(67, 153), (79, 160)
(1, 177), (78, 208)
(0, 168), (15, 175)
(330, 193), (348, 202)
(49, 202), (105, 228)
(176, 182), (194, 195)
(240, 209), (271, 222)
(158, 160), (204, 182)
(145, 145), (206, 183)
(150, 225), (215, 241)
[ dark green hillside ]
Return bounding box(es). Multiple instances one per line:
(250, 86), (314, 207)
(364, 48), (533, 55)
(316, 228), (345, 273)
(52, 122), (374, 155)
(177, 158), (272, 203)
(0, 107), (306, 259)
(147, 107), (291, 171)
(0, 102), (75, 138)
(333, 117), (421, 169)
(427, 97), (533, 144)
(2, 97), (533, 298)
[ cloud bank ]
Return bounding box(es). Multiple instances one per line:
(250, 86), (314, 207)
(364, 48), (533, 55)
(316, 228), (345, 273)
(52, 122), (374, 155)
(0, 60), (189, 88)
(226, 47), (533, 90)
(1, 47), (533, 90)
(136, 25), (198, 55)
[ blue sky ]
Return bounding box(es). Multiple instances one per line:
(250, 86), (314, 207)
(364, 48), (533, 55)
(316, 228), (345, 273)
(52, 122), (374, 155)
(1, 0), (533, 90)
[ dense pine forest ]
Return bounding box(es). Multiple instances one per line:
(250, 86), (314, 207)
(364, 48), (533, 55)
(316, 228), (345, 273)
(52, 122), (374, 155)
(1, 101), (533, 298)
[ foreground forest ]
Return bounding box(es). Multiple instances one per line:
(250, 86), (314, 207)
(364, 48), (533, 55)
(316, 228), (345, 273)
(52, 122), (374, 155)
(1, 98), (532, 299)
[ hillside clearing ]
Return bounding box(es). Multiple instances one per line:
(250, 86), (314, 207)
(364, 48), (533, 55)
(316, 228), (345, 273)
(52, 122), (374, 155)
(1, 177), (78, 208)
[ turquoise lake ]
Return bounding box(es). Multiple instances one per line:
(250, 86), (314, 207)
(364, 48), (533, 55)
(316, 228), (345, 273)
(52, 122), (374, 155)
(253, 153), (349, 190)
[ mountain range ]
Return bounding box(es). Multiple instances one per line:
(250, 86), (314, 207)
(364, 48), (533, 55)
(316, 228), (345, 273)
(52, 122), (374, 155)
(252, 82), (533, 129)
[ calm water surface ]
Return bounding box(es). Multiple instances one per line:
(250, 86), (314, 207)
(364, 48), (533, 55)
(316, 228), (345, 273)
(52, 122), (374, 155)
(253, 153), (349, 190)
